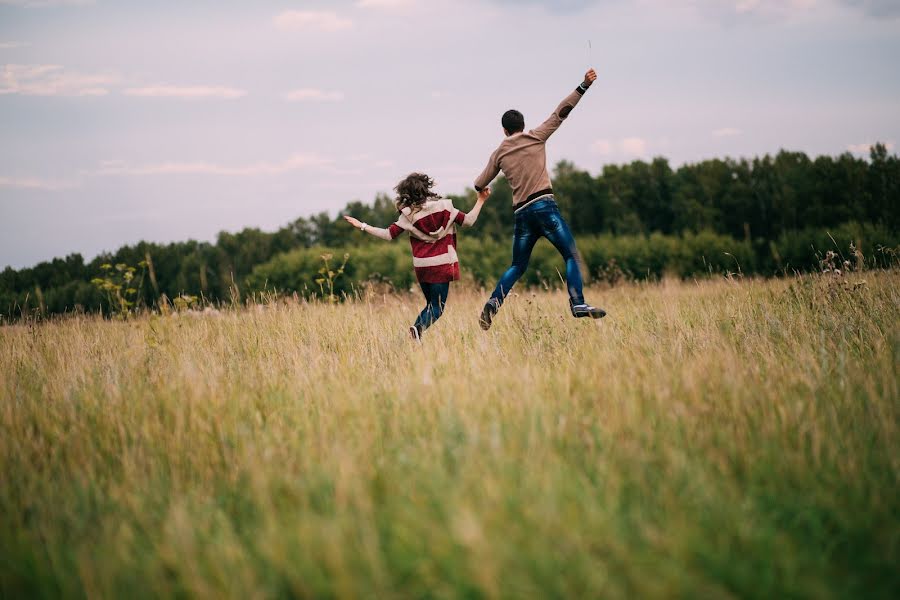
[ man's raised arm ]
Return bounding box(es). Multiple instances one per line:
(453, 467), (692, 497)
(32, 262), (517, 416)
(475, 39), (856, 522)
(531, 68), (597, 143)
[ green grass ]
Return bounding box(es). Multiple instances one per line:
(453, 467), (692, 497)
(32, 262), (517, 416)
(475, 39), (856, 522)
(1, 273), (898, 599)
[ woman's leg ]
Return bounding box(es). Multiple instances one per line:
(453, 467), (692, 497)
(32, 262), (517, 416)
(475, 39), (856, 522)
(430, 283), (449, 327)
(413, 282), (434, 335)
(413, 282), (450, 335)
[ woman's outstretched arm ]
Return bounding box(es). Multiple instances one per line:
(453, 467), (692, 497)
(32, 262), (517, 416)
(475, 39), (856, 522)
(462, 187), (491, 227)
(343, 215), (395, 241)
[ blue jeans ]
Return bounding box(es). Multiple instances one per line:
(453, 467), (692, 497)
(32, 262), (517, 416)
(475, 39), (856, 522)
(413, 282), (449, 334)
(490, 198), (584, 306)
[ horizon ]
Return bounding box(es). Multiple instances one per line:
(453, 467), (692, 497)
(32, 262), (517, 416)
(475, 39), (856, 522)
(2, 0), (899, 269)
(2, 145), (893, 271)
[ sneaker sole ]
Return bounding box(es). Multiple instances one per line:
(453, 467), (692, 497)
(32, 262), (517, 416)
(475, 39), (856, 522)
(573, 310), (607, 319)
(479, 309), (494, 331)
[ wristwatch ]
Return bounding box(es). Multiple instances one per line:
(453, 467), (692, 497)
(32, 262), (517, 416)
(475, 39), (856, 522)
(360, 223), (368, 232)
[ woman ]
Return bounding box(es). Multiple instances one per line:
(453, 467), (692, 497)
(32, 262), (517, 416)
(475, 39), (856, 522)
(344, 172), (490, 340)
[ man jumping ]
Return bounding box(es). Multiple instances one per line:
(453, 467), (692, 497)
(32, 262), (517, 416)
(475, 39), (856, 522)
(474, 68), (607, 330)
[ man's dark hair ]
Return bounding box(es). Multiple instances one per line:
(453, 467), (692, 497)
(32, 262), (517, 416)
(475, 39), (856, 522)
(501, 109), (525, 134)
(394, 172), (439, 212)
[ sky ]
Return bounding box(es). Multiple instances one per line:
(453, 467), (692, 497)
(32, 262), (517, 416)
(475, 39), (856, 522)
(1, 0), (898, 269)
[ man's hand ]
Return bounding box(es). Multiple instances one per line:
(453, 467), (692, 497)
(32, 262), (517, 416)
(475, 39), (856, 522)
(582, 68), (597, 88)
(477, 187), (491, 203)
(343, 215), (364, 229)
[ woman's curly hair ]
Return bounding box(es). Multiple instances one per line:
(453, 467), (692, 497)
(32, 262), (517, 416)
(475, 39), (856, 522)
(394, 172), (439, 212)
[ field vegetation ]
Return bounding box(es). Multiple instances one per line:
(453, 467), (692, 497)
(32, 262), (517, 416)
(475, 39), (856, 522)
(2, 269), (898, 598)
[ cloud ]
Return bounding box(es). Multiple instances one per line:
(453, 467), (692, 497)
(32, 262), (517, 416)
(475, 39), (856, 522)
(621, 137), (648, 156)
(122, 85), (247, 99)
(0, 64), (116, 96)
(283, 88), (345, 102)
(838, 0), (900, 17)
(487, 0), (895, 20)
(847, 141), (895, 154)
(95, 154), (333, 177)
(591, 139), (613, 155)
(675, 0), (821, 24)
(732, 0), (816, 14)
(487, 0), (600, 14)
(713, 127), (743, 137)
(0, 64), (248, 100)
(0, 175), (80, 190)
(0, 154), (335, 192)
(356, 0), (416, 8)
(274, 10), (353, 32)
(592, 137), (649, 158)
(0, 42), (28, 49)
(0, 0), (93, 6)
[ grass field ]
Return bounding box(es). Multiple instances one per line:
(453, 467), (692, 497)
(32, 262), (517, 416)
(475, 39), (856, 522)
(1, 272), (898, 599)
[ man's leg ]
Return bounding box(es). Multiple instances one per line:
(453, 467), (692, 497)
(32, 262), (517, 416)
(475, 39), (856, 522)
(540, 206), (606, 319)
(480, 218), (538, 330)
(490, 219), (539, 306)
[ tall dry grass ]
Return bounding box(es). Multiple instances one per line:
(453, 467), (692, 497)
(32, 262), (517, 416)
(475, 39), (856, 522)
(1, 273), (898, 598)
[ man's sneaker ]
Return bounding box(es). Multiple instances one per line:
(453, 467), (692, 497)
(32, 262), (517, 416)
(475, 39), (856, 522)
(479, 299), (500, 331)
(570, 302), (607, 319)
(409, 325), (422, 341)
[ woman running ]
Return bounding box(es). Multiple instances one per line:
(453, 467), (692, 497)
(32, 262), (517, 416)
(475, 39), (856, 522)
(344, 172), (489, 339)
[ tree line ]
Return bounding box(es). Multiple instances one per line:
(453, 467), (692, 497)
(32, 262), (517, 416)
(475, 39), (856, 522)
(2, 145), (897, 319)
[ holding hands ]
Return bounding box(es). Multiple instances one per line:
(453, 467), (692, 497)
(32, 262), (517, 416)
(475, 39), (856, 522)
(582, 68), (597, 88)
(344, 185), (492, 234)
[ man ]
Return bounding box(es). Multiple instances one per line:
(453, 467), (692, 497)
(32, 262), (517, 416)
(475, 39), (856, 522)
(474, 68), (607, 330)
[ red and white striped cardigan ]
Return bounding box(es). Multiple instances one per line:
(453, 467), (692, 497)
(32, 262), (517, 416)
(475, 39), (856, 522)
(385, 198), (471, 284)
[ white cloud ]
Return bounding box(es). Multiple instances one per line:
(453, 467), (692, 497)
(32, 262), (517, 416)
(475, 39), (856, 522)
(591, 137), (650, 158)
(621, 137), (648, 157)
(95, 154), (332, 177)
(847, 141), (895, 154)
(840, 0), (900, 18)
(274, 10), (353, 32)
(685, 0), (819, 24)
(713, 127), (743, 137)
(0, 64), (116, 96)
(0, 0), (94, 6)
(283, 88), (345, 102)
(591, 139), (613, 155)
(2, 155), (333, 191)
(729, 0), (818, 14)
(356, 0), (416, 9)
(122, 85), (247, 99)
(0, 42), (28, 49)
(0, 176), (80, 190)
(0, 65), (247, 100)
(733, 0), (815, 14)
